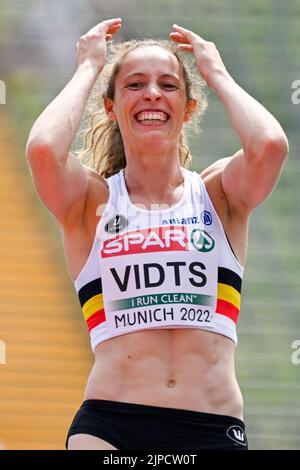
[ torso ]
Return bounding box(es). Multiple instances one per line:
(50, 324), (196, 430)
(62, 162), (249, 420)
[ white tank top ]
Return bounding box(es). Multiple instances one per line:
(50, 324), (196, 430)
(74, 167), (244, 352)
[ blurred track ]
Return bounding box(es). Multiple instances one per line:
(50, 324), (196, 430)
(0, 116), (92, 449)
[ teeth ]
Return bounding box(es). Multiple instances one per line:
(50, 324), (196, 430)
(136, 111), (168, 122)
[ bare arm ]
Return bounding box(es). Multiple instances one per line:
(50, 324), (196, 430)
(170, 24), (289, 215)
(25, 18), (122, 226)
(208, 71), (288, 214)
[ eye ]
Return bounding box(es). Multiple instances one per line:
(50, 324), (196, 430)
(126, 82), (143, 89)
(161, 83), (178, 90)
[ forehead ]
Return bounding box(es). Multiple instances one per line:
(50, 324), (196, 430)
(118, 46), (183, 79)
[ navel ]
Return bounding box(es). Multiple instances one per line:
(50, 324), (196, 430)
(167, 379), (176, 388)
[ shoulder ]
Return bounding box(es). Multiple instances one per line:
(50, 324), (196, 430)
(200, 157), (250, 267)
(200, 156), (232, 183)
(83, 165), (109, 201)
(199, 156), (250, 231)
(83, 164), (108, 186)
(200, 156), (250, 218)
(200, 157), (232, 219)
(83, 165), (109, 221)
(62, 164), (109, 234)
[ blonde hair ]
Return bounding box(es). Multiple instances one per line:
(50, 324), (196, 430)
(75, 39), (208, 178)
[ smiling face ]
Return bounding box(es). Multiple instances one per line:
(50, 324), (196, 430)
(105, 45), (196, 155)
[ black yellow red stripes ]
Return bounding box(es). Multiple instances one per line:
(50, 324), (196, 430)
(78, 278), (106, 331)
(216, 267), (242, 323)
(77, 268), (242, 331)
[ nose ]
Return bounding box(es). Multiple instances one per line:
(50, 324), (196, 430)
(143, 84), (161, 101)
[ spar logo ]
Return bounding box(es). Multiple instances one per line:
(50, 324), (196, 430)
(190, 229), (215, 252)
(102, 226), (189, 258)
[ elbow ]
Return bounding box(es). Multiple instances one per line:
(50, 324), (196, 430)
(260, 133), (289, 163)
(25, 138), (56, 166)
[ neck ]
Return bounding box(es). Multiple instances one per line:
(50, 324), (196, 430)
(123, 140), (184, 192)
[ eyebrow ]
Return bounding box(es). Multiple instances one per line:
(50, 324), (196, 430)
(122, 73), (181, 81)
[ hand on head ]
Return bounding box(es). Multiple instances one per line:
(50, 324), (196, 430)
(75, 18), (225, 87)
(170, 24), (227, 87)
(75, 18), (122, 73)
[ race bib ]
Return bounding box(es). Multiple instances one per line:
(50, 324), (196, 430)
(100, 225), (218, 336)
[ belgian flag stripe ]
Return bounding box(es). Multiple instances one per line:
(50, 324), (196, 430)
(87, 309), (106, 331)
(82, 294), (104, 321)
(78, 278), (103, 307)
(218, 267), (242, 293)
(217, 283), (241, 310)
(216, 299), (239, 323)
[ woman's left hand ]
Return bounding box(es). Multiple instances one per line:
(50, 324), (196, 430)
(170, 24), (229, 88)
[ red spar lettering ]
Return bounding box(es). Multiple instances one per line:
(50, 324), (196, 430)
(124, 232), (144, 251)
(102, 226), (188, 257)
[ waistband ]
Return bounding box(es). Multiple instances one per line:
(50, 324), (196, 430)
(81, 399), (245, 427)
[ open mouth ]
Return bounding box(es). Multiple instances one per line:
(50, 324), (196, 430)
(134, 110), (170, 125)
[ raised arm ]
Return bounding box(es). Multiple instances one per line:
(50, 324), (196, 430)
(170, 24), (288, 215)
(25, 18), (122, 226)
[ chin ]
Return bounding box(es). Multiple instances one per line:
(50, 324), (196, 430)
(137, 133), (170, 149)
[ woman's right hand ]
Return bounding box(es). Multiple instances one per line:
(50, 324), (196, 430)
(75, 18), (122, 73)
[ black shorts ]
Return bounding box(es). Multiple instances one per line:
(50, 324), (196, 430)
(66, 399), (248, 450)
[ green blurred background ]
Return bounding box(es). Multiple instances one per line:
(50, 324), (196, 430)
(0, 0), (299, 450)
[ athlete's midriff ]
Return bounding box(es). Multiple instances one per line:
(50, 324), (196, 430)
(83, 327), (244, 420)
